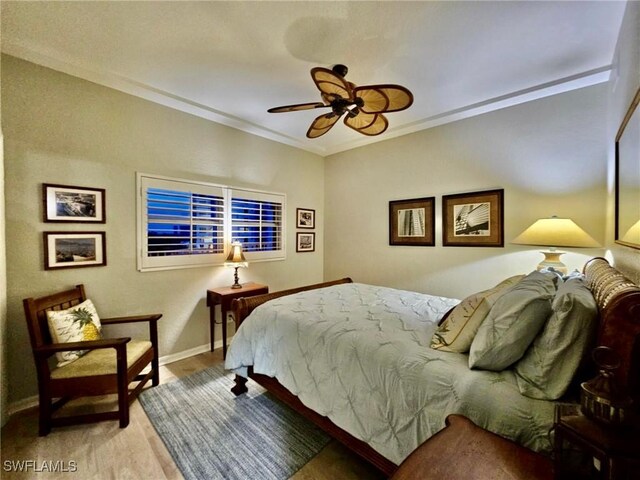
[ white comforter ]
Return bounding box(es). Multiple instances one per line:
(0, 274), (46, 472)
(225, 283), (555, 464)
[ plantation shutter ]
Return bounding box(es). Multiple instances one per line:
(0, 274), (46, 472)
(230, 189), (285, 261)
(138, 175), (225, 271)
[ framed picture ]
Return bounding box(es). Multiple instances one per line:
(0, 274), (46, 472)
(296, 232), (315, 252)
(442, 189), (504, 247)
(389, 197), (435, 246)
(44, 232), (107, 270)
(43, 183), (106, 223)
(296, 208), (315, 229)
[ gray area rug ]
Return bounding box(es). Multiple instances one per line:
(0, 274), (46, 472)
(139, 364), (330, 480)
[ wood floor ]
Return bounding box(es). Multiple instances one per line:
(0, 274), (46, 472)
(1, 350), (386, 480)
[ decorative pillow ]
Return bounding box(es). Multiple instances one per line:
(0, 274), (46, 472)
(468, 271), (556, 371)
(46, 299), (103, 367)
(430, 275), (524, 352)
(514, 278), (598, 400)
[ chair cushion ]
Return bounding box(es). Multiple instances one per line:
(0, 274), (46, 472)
(50, 340), (152, 379)
(430, 275), (524, 352)
(514, 278), (598, 400)
(46, 299), (103, 367)
(469, 272), (556, 371)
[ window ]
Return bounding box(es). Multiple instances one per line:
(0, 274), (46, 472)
(137, 174), (285, 271)
(231, 189), (283, 261)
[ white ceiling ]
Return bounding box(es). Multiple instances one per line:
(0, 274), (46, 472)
(0, 1), (627, 156)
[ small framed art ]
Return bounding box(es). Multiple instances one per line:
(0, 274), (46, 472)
(44, 232), (107, 270)
(296, 232), (315, 252)
(442, 189), (504, 247)
(389, 197), (435, 246)
(43, 183), (106, 223)
(296, 208), (315, 229)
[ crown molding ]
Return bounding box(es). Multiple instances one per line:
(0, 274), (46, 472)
(2, 43), (610, 158)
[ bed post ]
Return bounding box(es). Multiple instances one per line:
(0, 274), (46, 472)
(231, 374), (248, 396)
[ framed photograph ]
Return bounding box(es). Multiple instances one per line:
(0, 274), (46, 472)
(389, 197), (435, 246)
(442, 189), (504, 247)
(43, 183), (106, 223)
(296, 232), (315, 252)
(44, 232), (107, 270)
(296, 208), (315, 229)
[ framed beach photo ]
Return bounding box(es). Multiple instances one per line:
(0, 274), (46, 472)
(296, 232), (315, 252)
(44, 232), (107, 270)
(43, 183), (106, 223)
(389, 197), (435, 246)
(296, 208), (315, 229)
(442, 189), (504, 247)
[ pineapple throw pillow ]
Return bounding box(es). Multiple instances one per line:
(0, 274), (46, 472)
(46, 299), (103, 367)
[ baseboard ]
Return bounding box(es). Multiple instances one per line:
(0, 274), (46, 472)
(158, 342), (216, 366)
(7, 341), (223, 417)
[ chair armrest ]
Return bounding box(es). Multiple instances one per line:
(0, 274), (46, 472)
(101, 314), (162, 325)
(34, 337), (130, 355)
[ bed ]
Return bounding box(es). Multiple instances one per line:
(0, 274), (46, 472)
(224, 258), (640, 476)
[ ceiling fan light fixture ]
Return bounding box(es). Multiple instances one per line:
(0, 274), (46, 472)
(268, 64), (413, 139)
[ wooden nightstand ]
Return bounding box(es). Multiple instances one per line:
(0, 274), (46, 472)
(206, 283), (268, 358)
(553, 403), (640, 479)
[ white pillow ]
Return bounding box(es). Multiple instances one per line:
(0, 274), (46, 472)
(46, 299), (102, 367)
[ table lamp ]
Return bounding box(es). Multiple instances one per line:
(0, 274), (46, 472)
(621, 219), (640, 245)
(512, 216), (600, 274)
(224, 241), (248, 289)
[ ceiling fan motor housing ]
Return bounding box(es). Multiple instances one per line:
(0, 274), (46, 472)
(332, 64), (349, 77)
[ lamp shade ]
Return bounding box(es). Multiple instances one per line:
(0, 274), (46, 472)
(224, 241), (248, 268)
(512, 217), (600, 248)
(621, 219), (640, 245)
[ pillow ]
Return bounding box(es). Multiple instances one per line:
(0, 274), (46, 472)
(46, 299), (103, 367)
(514, 278), (598, 400)
(430, 275), (524, 352)
(468, 271), (556, 371)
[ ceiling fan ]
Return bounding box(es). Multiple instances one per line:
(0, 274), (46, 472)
(267, 64), (413, 138)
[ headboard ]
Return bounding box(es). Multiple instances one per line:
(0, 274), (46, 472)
(583, 257), (640, 401)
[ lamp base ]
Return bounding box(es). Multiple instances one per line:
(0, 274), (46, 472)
(536, 251), (567, 274)
(230, 267), (242, 289)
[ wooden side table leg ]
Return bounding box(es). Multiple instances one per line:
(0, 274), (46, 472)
(209, 301), (216, 352)
(222, 306), (228, 359)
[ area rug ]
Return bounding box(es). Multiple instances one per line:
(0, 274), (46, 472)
(139, 364), (330, 480)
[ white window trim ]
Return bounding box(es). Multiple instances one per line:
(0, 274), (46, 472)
(137, 173), (286, 272)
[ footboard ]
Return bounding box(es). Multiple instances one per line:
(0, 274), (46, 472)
(231, 277), (352, 328)
(227, 276), (402, 475)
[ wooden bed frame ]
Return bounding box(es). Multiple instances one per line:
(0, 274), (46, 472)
(230, 258), (640, 476)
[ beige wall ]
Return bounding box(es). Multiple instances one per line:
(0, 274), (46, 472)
(607, 1), (640, 283)
(1, 55), (325, 405)
(1, 114), (8, 426)
(324, 84), (608, 299)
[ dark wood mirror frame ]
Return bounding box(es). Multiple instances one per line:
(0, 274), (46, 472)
(615, 86), (640, 250)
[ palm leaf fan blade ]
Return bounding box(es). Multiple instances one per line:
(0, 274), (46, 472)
(311, 67), (353, 101)
(354, 85), (413, 114)
(344, 112), (389, 136)
(307, 113), (341, 138)
(268, 102), (326, 113)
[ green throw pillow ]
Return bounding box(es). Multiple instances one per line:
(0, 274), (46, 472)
(469, 271), (556, 371)
(430, 275), (524, 353)
(515, 278), (598, 400)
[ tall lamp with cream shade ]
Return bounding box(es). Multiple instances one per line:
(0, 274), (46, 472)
(512, 216), (600, 274)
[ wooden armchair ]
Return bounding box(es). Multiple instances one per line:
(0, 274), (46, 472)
(23, 284), (161, 436)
